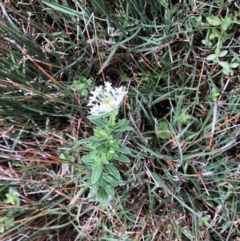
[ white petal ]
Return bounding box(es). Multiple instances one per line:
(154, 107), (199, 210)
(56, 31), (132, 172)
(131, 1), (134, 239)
(104, 81), (112, 92)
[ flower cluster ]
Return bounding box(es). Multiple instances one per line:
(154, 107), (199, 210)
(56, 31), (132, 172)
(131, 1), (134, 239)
(87, 82), (127, 116)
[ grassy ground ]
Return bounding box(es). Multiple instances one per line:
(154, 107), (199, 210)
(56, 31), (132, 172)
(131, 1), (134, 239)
(1, 0), (240, 240)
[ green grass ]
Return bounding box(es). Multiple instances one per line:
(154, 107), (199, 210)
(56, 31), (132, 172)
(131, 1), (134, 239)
(1, 0), (240, 240)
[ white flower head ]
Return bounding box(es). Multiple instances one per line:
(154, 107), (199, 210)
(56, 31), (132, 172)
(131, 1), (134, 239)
(88, 82), (127, 116)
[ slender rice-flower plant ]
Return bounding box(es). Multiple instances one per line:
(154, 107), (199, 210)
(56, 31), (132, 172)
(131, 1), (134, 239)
(70, 81), (133, 207)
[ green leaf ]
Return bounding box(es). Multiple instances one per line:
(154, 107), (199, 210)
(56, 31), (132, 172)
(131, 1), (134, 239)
(103, 175), (119, 187)
(115, 154), (131, 163)
(97, 176), (104, 186)
(0, 226), (4, 233)
(209, 34), (215, 40)
(117, 144), (131, 154)
(104, 185), (115, 196)
(221, 17), (232, 31)
(91, 163), (103, 184)
(109, 139), (120, 149)
(87, 183), (99, 197)
(219, 61), (230, 69)
(222, 33), (234, 43)
(106, 151), (113, 160)
(105, 164), (121, 180)
(116, 119), (129, 127)
(159, 131), (171, 139)
(5, 188), (20, 206)
(210, 28), (221, 38)
(195, 15), (202, 28)
(210, 88), (220, 101)
(91, 138), (106, 149)
(218, 50), (228, 57)
(199, 215), (211, 227)
(114, 125), (133, 132)
(99, 129), (109, 137)
(82, 155), (95, 166)
(83, 173), (92, 182)
(88, 115), (106, 126)
(101, 152), (109, 164)
(206, 16), (221, 26)
(152, 172), (162, 186)
(206, 54), (217, 61)
(75, 138), (90, 144)
(96, 188), (109, 207)
(94, 155), (104, 165)
(59, 153), (66, 160)
(201, 39), (212, 47)
(0, 216), (15, 233)
(156, 122), (168, 131)
(177, 110), (192, 125)
(91, 139), (106, 148)
(93, 127), (110, 140)
(222, 68), (230, 76)
(231, 62), (239, 68)
(156, 122), (171, 139)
